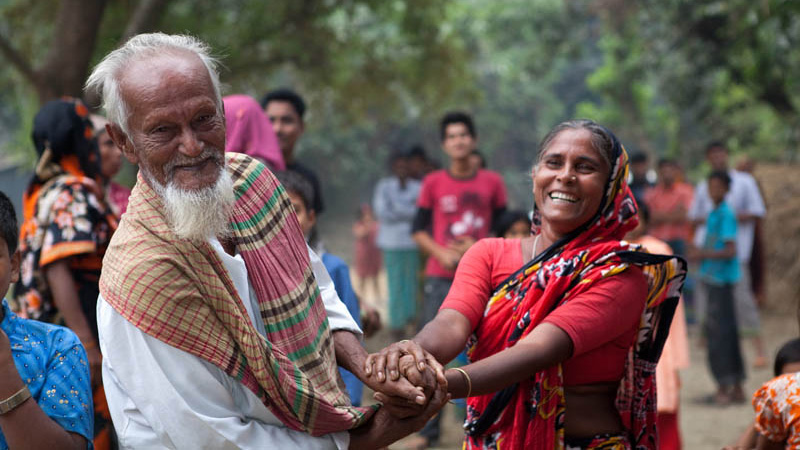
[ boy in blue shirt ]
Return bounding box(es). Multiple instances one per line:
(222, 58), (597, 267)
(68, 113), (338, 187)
(0, 191), (93, 449)
(692, 171), (745, 405)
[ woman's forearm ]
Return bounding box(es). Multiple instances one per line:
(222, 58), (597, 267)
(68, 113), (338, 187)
(447, 323), (572, 398)
(414, 309), (472, 365)
(43, 260), (94, 345)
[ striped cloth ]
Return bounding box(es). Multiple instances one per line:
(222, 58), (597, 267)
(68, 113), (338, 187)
(100, 152), (375, 436)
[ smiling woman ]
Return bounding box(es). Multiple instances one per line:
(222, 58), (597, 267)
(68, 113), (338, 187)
(366, 119), (687, 450)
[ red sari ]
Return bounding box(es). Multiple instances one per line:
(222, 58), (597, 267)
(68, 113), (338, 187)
(462, 134), (686, 449)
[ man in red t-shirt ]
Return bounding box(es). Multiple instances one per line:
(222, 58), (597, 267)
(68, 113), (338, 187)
(409, 111), (507, 447)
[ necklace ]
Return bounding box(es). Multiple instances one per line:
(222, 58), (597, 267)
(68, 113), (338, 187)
(531, 233), (541, 262)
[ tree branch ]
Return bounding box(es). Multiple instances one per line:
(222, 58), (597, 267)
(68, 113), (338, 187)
(121, 0), (172, 42)
(0, 33), (38, 85)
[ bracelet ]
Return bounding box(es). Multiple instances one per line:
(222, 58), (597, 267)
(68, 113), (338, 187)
(0, 385), (31, 415)
(398, 339), (410, 344)
(453, 367), (472, 398)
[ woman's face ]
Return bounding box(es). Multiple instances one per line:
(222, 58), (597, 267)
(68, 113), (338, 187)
(533, 128), (610, 238)
(97, 129), (122, 179)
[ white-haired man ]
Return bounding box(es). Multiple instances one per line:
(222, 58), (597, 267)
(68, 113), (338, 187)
(86, 33), (446, 449)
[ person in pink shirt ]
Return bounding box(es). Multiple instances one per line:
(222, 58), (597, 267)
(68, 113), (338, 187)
(644, 158), (693, 256)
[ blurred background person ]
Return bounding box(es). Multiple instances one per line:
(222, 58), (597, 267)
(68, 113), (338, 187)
(629, 151), (653, 201)
(491, 210), (531, 239)
(14, 98), (117, 449)
(91, 114), (130, 218)
(373, 149), (421, 340)
(352, 203), (382, 304)
(644, 158), (693, 257)
(223, 94), (285, 171)
(689, 142), (767, 368)
(627, 203), (690, 450)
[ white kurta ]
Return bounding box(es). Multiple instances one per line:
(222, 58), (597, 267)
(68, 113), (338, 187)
(98, 239), (360, 449)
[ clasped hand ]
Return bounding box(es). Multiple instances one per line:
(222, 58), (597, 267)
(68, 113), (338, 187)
(363, 340), (447, 418)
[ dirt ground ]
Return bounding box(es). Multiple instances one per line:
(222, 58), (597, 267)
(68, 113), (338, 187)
(343, 162), (800, 450)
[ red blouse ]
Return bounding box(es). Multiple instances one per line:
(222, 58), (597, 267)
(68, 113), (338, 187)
(441, 238), (647, 386)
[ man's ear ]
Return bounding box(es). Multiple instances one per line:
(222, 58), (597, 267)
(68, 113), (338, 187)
(308, 208), (316, 229)
(106, 123), (138, 164)
(10, 249), (20, 284)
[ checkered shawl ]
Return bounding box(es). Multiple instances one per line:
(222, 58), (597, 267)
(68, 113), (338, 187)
(100, 152), (375, 435)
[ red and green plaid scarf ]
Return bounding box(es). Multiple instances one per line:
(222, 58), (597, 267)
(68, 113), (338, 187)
(100, 153), (375, 435)
(462, 131), (686, 449)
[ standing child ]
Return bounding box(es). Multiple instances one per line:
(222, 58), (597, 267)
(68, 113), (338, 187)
(352, 204), (382, 303)
(0, 191), (93, 449)
(690, 170), (745, 405)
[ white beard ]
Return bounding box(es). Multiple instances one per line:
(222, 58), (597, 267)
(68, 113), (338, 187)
(144, 165), (235, 242)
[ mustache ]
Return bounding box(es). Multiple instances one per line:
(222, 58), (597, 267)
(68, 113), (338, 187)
(164, 148), (224, 178)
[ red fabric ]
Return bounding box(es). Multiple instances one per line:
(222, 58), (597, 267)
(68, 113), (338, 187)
(353, 221), (382, 278)
(416, 169), (507, 278)
(442, 238), (646, 386)
(643, 182), (693, 242)
(657, 412), (681, 450)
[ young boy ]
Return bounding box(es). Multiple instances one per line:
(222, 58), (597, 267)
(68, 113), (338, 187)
(275, 171), (380, 407)
(691, 171), (745, 405)
(0, 191), (93, 449)
(410, 111), (507, 447)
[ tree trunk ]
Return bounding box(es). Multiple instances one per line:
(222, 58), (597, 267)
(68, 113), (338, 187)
(35, 0), (109, 104)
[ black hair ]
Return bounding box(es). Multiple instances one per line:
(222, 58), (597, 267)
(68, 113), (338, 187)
(470, 149), (487, 168)
(440, 111), (476, 141)
(407, 144), (427, 159)
(0, 191), (18, 254)
(657, 158), (677, 168)
(774, 338), (800, 376)
(492, 210), (532, 238)
(708, 170), (731, 188)
(705, 140), (728, 155)
(260, 88), (306, 119)
(630, 152), (648, 164)
(275, 170), (314, 211)
(537, 119), (616, 170)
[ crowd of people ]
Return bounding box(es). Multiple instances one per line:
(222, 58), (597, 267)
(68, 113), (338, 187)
(0, 31), (793, 450)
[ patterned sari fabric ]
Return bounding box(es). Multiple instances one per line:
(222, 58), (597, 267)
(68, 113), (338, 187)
(462, 130), (687, 450)
(100, 153), (375, 436)
(753, 372), (800, 449)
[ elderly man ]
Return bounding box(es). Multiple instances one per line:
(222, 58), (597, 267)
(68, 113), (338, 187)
(85, 33), (445, 449)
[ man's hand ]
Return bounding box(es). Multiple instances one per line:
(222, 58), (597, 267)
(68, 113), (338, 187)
(360, 305), (382, 339)
(448, 236), (476, 257)
(349, 374), (450, 449)
(435, 248), (461, 271)
(363, 340), (446, 417)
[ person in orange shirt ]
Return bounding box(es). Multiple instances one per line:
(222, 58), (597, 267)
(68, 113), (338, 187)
(643, 158), (694, 257)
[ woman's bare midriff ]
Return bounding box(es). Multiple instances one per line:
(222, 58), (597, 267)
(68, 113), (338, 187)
(564, 382), (625, 439)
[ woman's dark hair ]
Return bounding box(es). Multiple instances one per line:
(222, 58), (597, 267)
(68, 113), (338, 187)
(492, 210), (532, 238)
(774, 338), (800, 376)
(536, 119), (615, 170)
(0, 191), (18, 254)
(440, 111), (476, 141)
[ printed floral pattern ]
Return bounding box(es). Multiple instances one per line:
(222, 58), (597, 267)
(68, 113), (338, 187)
(754, 372), (800, 448)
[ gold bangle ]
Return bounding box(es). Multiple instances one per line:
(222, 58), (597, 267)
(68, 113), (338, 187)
(453, 367), (471, 398)
(398, 339), (410, 344)
(0, 385), (31, 415)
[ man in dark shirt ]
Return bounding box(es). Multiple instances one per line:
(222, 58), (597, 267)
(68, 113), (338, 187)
(261, 89), (325, 214)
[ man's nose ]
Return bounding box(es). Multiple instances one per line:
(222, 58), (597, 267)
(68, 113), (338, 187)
(177, 127), (204, 157)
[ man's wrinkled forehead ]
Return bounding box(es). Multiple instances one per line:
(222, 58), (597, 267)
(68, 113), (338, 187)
(118, 51), (214, 115)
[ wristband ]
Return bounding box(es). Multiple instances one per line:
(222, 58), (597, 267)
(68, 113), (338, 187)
(0, 385), (31, 415)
